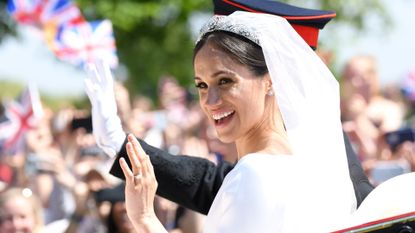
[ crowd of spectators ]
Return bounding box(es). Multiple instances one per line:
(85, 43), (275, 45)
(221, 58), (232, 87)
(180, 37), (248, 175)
(0, 55), (414, 233)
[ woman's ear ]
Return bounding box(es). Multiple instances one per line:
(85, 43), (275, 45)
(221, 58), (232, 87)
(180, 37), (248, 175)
(264, 74), (273, 96)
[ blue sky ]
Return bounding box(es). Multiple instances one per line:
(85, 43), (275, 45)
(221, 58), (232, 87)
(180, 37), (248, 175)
(0, 0), (414, 97)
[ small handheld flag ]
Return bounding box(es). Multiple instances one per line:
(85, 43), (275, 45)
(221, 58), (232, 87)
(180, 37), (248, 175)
(0, 85), (43, 154)
(53, 20), (118, 68)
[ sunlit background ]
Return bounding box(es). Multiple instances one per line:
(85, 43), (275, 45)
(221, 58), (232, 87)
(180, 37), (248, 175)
(0, 0), (414, 99)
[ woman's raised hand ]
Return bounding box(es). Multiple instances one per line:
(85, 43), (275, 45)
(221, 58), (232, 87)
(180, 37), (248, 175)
(120, 134), (167, 232)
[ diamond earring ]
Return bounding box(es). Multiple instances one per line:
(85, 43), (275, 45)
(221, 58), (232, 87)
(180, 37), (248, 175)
(267, 90), (274, 96)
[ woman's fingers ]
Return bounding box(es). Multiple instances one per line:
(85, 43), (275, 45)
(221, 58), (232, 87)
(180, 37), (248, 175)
(125, 134), (155, 187)
(119, 157), (134, 183)
(128, 134), (150, 175)
(126, 140), (142, 176)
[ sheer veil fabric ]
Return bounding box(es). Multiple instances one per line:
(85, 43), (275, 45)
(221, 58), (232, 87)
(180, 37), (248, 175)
(198, 11), (357, 231)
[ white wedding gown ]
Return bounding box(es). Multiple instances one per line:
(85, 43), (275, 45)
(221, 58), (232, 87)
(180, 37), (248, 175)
(203, 153), (356, 233)
(203, 153), (415, 233)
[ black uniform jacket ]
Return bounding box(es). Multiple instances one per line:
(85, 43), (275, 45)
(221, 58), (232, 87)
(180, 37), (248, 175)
(109, 132), (373, 215)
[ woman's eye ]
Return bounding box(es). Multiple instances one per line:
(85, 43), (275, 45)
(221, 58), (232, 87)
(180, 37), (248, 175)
(219, 78), (232, 85)
(195, 82), (207, 89)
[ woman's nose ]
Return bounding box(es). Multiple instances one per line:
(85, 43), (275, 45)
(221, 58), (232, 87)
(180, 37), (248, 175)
(206, 87), (222, 106)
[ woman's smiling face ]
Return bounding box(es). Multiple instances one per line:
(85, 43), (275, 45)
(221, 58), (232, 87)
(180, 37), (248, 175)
(194, 42), (269, 143)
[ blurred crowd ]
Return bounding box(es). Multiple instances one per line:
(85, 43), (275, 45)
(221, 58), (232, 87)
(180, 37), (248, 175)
(340, 55), (415, 186)
(0, 54), (415, 233)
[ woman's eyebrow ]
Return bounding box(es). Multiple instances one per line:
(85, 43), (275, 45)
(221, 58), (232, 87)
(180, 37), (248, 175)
(194, 70), (235, 81)
(212, 70), (234, 77)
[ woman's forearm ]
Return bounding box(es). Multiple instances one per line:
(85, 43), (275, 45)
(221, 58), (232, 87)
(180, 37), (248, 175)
(131, 215), (169, 233)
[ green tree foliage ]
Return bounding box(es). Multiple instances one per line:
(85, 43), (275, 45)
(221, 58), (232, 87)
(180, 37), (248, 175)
(77, 0), (390, 98)
(0, 0), (17, 43)
(0, 79), (24, 100)
(76, 0), (212, 99)
(0, 0), (391, 98)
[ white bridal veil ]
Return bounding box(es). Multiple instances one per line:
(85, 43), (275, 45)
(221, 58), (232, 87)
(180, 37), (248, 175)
(198, 11), (357, 230)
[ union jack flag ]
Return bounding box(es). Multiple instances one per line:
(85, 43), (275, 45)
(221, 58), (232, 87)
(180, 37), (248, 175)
(0, 85), (43, 154)
(40, 0), (84, 25)
(53, 20), (118, 68)
(7, 0), (83, 26)
(7, 0), (42, 25)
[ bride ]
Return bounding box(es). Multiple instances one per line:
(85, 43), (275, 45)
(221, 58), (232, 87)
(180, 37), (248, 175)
(117, 11), (355, 232)
(85, 11), (415, 233)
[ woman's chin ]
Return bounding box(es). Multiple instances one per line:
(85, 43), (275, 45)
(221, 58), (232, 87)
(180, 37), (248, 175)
(216, 134), (234, 144)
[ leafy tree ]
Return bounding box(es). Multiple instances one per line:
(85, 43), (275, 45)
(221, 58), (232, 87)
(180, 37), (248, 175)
(75, 0), (212, 100)
(0, 0), (17, 43)
(0, 0), (391, 98)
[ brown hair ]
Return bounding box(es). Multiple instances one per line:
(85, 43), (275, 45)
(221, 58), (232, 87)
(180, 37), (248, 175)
(194, 31), (268, 77)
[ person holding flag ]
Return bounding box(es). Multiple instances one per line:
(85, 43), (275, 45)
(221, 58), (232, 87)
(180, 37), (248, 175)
(0, 85), (43, 154)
